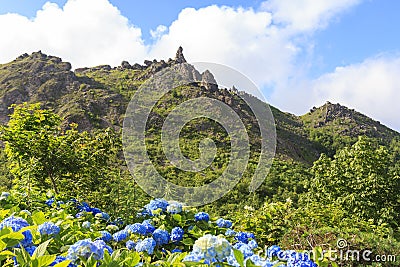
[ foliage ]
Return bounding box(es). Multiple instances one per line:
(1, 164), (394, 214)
(0, 191), (320, 267)
(0, 103), (122, 211)
(308, 136), (400, 225)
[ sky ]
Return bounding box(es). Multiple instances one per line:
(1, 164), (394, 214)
(0, 0), (400, 131)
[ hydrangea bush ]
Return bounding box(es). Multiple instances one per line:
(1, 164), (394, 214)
(0, 192), (319, 267)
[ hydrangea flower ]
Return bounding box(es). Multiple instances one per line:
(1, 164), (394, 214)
(125, 223), (147, 235)
(113, 230), (129, 242)
(225, 229), (236, 236)
(91, 208), (102, 215)
(248, 239), (258, 250)
(170, 227), (184, 242)
(93, 240), (113, 259)
(233, 242), (253, 258)
(66, 239), (98, 262)
(215, 218), (232, 228)
(166, 201), (182, 214)
(194, 212), (210, 222)
(266, 245), (281, 258)
(0, 216), (32, 247)
(38, 221), (60, 236)
(45, 198), (55, 206)
(234, 231), (254, 243)
(25, 245), (37, 256)
(144, 199), (169, 215)
(126, 240), (136, 250)
(135, 238), (156, 254)
(77, 202), (91, 212)
(171, 248), (182, 253)
(184, 234), (232, 263)
(82, 221), (91, 229)
(142, 219), (155, 234)
(98, 231), (112, 242)
(67, 239), (112, 262)
(152, 229), (170, 246)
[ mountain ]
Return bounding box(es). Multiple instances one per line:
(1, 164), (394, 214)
(0, 48), (398, 166)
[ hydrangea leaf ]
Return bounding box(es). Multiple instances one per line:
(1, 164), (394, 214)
(32, 211), (46, 225)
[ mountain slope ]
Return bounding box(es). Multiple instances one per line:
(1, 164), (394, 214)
(0, 49), (398, 165)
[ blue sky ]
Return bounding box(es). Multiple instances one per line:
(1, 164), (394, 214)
(0, 0), (400, 130)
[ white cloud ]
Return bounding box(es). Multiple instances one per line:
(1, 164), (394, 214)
(150, 25), (168, 40)
(5, 0), (397, 131)
(270, 55), (400, 131)
(261, 0), (362, 31)
(0, 0), (147, 68)
(149, 5), (295, 87)
(312, 55), (400, 130)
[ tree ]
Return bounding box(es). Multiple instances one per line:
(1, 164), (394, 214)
(0, 103), (120, 201)
(308, 136), (400, 225)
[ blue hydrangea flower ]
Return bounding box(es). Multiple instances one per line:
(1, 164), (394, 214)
(170, 227), (184, 242)
(225, 229), (236, 236)
(98, 231), (112, 242)
(38, 221), (60, 236)
(166, 201), (182, 214)
(135, 237), (156, 254)
(126, 240), (136, 250)
(215, 218), (232, 228)
(25, 245), (37, 256)
(77, 202), (91, 212)
(248, 239), (258, 250)
(82, 221), (91, 229)
(142, 220), (155, 234)
(45, 198), (55, 206)
(113, 230), (129, 242)
(125, 223), (147, 235)
(266, 245), (281, 258)
(152, 229), (170, 246)
(0, 216), (32, 247)
(91, 208), (102, 215)
(194, 212), (210, 222)
(75, 212), (84, 218)
(233, 242), (253, 259)
(144, 199), (169, 215)
(171, 248), (182, 253)
(93, 239), (113, 259)
(66, 239), (98, 262)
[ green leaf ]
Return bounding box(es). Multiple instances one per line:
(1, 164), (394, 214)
(31, 211), (46, 225)
(33, 255), (57, 267)
(172, 214), (182, 222)
(182, 238), (194, 246)
(1, 231), (24, 247)
(32, 238), (52, 259)
(233, 248), (244, 267)
(0, 250), (15, 262)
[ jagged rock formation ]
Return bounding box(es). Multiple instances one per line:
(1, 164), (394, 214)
(175, 46), (186, 63)
(201, 70), (218, 92)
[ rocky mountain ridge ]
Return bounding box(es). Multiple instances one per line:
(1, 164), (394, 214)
(0, 48), (398, 163)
